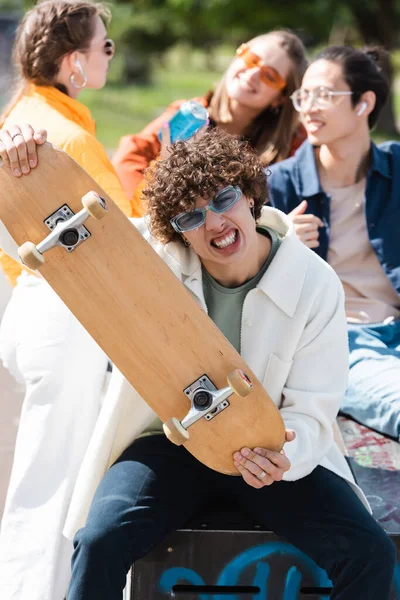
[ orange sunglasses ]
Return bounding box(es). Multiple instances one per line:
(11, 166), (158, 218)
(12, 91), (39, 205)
(236, 43), (286, 91)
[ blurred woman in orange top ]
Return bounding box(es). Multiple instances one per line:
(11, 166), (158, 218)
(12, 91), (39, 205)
(0, 2), (130, 599)
(112, 30), (308, 215)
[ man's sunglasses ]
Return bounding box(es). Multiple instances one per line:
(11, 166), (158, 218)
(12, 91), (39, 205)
(236, 43), (286, 91)
(170, 186), (242, 233)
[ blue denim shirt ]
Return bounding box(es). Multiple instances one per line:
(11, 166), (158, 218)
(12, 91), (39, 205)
(268, 140), (400, 296)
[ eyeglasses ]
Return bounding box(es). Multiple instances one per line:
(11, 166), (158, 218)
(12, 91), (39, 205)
(236, 44), (286, 91)
(290, 87), (353, 112)
(170, 186), (242, 233)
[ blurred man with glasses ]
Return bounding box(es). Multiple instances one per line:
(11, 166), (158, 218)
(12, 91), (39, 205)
(268, 45), (400, 441)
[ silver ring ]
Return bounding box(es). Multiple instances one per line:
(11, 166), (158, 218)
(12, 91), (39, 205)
(11, 132), (23, 141)
(257, 470), (267, 480)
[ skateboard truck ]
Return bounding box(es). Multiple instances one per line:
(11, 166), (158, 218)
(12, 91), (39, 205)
(163, 369), (253, 446)
(17, 191), (108, 270)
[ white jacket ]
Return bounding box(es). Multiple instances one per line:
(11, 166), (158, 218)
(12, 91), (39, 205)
(64, 207), (369, 539)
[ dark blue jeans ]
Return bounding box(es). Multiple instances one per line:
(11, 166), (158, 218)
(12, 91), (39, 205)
(67, 435), (396, 600)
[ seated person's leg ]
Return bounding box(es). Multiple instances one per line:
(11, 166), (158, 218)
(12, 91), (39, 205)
(341, 322), (400, 439)
(68, 435), (219, 600)
(229, 465), (396, 600)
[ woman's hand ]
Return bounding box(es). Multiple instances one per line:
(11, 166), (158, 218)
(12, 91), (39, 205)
(0, 124), (47, 177)
(233, 429), (296, 489)
(288, 200), (324, 249)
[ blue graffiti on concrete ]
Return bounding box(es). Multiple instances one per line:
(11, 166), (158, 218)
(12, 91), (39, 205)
(159, 567), (209, 600)
(159, 541), (400, 599)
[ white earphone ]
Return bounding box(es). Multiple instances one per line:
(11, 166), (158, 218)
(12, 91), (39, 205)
(357, 102), (368, 116)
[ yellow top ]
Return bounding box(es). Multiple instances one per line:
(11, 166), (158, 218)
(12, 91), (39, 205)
(1, 84), (132, 286)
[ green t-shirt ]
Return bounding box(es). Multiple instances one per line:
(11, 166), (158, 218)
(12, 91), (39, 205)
(202, 226), (281, 353)
(140, 226), (282, 436)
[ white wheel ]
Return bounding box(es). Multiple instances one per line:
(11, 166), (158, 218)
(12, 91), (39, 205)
(18, 241), (45, 270)
(82, 191), (108, 220)
(227, 369), (253, 397)
(163, 417), (190, 446)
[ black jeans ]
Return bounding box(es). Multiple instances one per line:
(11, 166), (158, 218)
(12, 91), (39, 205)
(67, 435), (396, 599)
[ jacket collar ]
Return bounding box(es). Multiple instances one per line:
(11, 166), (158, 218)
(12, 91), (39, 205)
(292, 140), (322, 198)
(29, 84), (96, 135)
(164, 207), (309, 318)
(293, 139), (391, 199)
(369, 142), (391, 179)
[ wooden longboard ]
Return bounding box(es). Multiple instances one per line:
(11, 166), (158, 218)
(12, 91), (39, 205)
(0, 143), (285, 474)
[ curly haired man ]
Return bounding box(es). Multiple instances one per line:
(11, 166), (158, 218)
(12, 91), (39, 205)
(0, 127), (395, 599)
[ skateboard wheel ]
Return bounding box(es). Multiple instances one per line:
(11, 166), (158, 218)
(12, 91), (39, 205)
(227, 369), (253, 397)
(18, 241), (45, 270)
(82, 191), (108, 220)
(163, 417), (190, 446)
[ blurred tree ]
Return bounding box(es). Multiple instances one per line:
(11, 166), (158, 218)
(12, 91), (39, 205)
(0, 0), (23, 8)
(12, 0), (400, 132)
(344, 0), (400, 133)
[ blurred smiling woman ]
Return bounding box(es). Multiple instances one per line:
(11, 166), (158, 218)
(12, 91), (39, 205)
(112, 30), (308, 211)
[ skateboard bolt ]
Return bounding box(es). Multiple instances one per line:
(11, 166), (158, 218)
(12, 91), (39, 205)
(59, 228), (80, 247)
(193, 390), (212, 410)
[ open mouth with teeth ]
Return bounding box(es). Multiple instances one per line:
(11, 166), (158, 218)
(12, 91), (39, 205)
(211, 229), (239, 250)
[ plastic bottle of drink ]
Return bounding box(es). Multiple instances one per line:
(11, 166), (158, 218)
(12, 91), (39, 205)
(158, 100), (209, 143)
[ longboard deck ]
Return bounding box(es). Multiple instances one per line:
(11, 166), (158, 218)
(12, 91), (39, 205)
(0, 143), (285, 474)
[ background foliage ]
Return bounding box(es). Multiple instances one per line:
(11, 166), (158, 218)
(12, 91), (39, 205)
(1, 0), (400, 146)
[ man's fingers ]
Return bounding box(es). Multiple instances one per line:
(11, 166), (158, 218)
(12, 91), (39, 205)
(253, 447), (290, 473)
(285, 429), (296, 443)
(235, 462), (270, 489)
(289, 199), (308, 217)
(0, 124), (45, 175)
(295, 223), (319, 239)
(301, 230), (320, 242)
(0, 135), (10, 168)
(21, 123), (38, 169)
(291, 214), (324, 227)
(12, 124), (31, 174)
(235, 447), (288, 480)
(33, 128), (47, 145)
(237, 451), (281, 480)
(305, 240), (320, 248)
(1, 128), (23, 176)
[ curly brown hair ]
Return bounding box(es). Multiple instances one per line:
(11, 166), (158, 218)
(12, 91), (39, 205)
(142, 128), (269, 245)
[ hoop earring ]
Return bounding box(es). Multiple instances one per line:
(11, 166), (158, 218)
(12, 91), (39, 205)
(182, 237), (191, 247)
(70, 62), (87, 89)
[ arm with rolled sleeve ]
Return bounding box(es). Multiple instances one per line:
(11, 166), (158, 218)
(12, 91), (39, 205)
(281, 273), (349, 481)
(111, 100), (187, 206)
